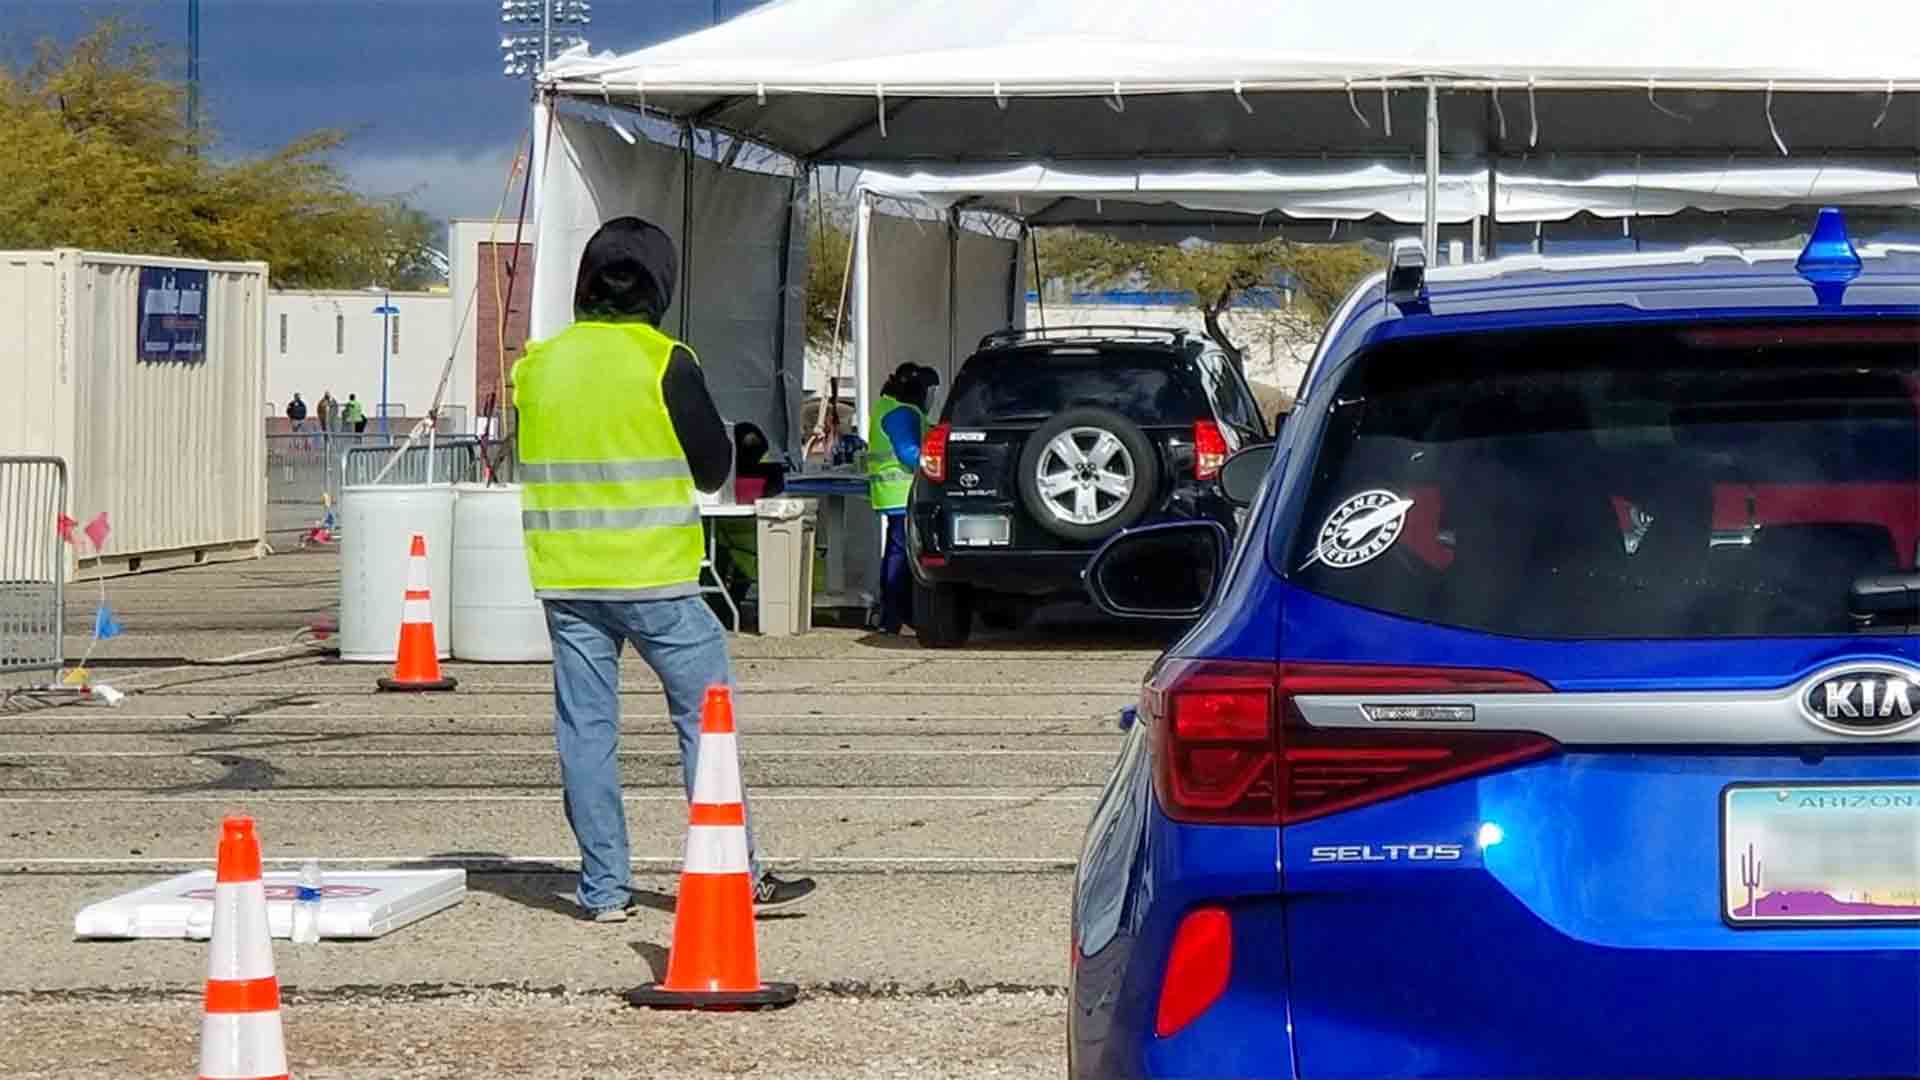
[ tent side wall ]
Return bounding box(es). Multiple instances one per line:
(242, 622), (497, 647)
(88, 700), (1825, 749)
(853, 202), (1023, 438)
(70, 253), (267, 577)
(532, 107), (805, 452)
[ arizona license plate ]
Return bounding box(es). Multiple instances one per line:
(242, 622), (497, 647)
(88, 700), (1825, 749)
(1723, 783), (1920, 926)
(952, 514), (1011, 547)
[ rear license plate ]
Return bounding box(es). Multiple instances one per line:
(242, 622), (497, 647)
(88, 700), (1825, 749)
(1724, 783), (1920, 926)
(952, 514), (1011, 547)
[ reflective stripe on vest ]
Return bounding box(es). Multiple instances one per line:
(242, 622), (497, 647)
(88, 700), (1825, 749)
(512, 319), (704, 593)
(867, 394), (926, 512)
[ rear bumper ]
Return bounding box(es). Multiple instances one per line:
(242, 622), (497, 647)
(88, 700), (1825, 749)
(909, 547), (1090, 595)
(906, 510), (1091, 595)
(1072, 791), (1291, 1080)
(1079, 755), (1920, 1080)
(907, 498), (1235, 597)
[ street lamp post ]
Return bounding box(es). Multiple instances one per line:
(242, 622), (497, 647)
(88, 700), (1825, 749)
(501, 0), (591, 81)
(374, 295), (400, 437)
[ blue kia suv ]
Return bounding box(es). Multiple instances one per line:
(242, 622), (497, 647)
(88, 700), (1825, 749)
(1071, 209), (1920, 1080)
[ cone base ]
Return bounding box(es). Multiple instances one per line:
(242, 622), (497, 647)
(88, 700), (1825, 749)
(624, 981), (800, 1011)
(377, 676), (459, 693)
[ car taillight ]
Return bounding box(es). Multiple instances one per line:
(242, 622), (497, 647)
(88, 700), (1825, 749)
(1155, 906), (1232, 1038)
(921, 422), (951, 483)
(1145, 660), (1555, 825)
(1193, 420), (1228, 481)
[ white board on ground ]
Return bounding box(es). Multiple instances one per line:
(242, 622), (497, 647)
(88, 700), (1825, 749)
(73, 868), (466, 940)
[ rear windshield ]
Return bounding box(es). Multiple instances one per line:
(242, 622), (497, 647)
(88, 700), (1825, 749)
(944, 348), (1209, 426)
(1286, 321), (1920, 639)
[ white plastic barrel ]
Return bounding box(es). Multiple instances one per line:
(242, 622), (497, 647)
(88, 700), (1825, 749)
(337, 485), (455, 662)
(451, 483), (552, 662)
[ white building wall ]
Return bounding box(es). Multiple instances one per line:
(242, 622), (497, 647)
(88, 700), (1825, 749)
(266, 290), (452, 421)
(446, 219), (492, 421)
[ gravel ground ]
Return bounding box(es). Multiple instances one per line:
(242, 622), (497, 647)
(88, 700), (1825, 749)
(0, 990), (1067, 1080)
(0, 548), (1154, 1076)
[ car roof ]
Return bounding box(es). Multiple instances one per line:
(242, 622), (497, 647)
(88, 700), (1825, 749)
(1303, 241), (1920, 396)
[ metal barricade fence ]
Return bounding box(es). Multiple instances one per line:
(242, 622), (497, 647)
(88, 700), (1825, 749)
(340, 438), (482, 488)
(0, 456), (67, 681)
(267, 431), (491, 540)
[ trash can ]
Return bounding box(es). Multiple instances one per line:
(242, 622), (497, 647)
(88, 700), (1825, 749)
(755, 498), (817, 637)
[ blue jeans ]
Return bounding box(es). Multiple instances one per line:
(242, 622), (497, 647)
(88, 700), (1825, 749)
(879, 512), (911, 632)
(543, 595), (759, 913)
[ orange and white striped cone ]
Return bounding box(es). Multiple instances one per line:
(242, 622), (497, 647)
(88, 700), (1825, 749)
(198, 816), (290, 1080)
(376, 533), (456, 693)
(626, 686), (798, 1011)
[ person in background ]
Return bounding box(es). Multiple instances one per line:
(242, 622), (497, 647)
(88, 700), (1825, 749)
(866, 363), (940, 635)
(343, 394), (367, 434)
(285, 393), (307, 431)
(712, 422), (790, 600)
(317, 390), (339, 433)
(732, 422), (787, 498)
(513, 215), (816, 922)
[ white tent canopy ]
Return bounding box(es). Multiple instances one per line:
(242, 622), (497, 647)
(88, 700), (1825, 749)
(546, 0), (1920, 164)
(533, 0), (1920, 452)
(846, 156), (1920, 437)
(859, 159), (1920, 227)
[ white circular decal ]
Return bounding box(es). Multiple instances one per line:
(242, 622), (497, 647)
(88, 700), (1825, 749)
(1301, 489), (1415, 571)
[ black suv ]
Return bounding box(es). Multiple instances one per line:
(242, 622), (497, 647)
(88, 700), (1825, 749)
(905, 326), (1268, 646)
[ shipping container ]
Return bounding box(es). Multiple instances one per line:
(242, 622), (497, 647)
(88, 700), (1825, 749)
(0, 250), (268, 579)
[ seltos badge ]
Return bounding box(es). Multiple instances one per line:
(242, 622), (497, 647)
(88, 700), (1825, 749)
(1300, 490), (1415, 571)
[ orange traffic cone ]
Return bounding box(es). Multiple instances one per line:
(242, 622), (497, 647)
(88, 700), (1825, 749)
(376, 533), (456, 693)
(198, 816), (291, 1080)
(626, 687), (798, 1011)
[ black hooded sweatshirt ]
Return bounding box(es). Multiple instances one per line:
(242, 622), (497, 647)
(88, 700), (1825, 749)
(573, 217), (732, 492)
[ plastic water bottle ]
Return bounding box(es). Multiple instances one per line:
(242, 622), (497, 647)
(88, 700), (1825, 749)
(291, 859), (322, 944)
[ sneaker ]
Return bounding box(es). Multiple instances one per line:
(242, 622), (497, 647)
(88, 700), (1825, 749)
(586, 894), (638, 923)
(753, 874), (817, 909)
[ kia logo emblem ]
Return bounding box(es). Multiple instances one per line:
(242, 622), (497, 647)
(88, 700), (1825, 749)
(1799, 664), (1920, 736)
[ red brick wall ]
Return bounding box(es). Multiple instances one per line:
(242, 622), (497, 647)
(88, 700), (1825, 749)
(475, 241), (534, 421)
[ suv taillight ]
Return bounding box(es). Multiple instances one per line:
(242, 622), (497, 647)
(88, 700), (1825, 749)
(921, 422), (951, 483)
(1193, 421), (1228, 481)
(1145, 660), (1555, 825)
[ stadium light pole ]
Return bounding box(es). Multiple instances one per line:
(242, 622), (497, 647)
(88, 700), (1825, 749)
(186, 0), (200, 144)
(501, 0), (591, 82)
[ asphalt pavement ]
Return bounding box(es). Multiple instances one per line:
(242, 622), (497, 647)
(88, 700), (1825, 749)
(0, 548), (1163, 1077)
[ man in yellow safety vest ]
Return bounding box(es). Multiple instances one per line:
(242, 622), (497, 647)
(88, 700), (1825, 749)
(513, 216), (815, 921)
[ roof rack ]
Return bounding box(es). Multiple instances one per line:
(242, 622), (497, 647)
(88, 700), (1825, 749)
(978, 325), (1192, 350)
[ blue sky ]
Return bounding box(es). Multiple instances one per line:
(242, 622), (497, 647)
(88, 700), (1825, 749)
(1, 0), (767, 222)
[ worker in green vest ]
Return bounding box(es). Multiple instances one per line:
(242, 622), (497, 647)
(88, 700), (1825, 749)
(868, 362), (940, 634)
(513, 216), (814, 922)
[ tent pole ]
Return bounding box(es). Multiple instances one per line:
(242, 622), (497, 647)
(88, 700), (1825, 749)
(1008, 225), (1027, 328)
(772, 174), (799, 456)
(1424, 81), (1440, 263)
(1030, 232), (1048, 330)
(1486, 163), (1499, 259)
(946, 208), (959, 383)
(679, 124), (695, 340)
(1483, 90), (1501, 261)
(853, 194), (873, 441)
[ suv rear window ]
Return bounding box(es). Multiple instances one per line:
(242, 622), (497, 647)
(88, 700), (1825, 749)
(1287, 321), (1920, 638)
(944, 347), (1209, 426)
